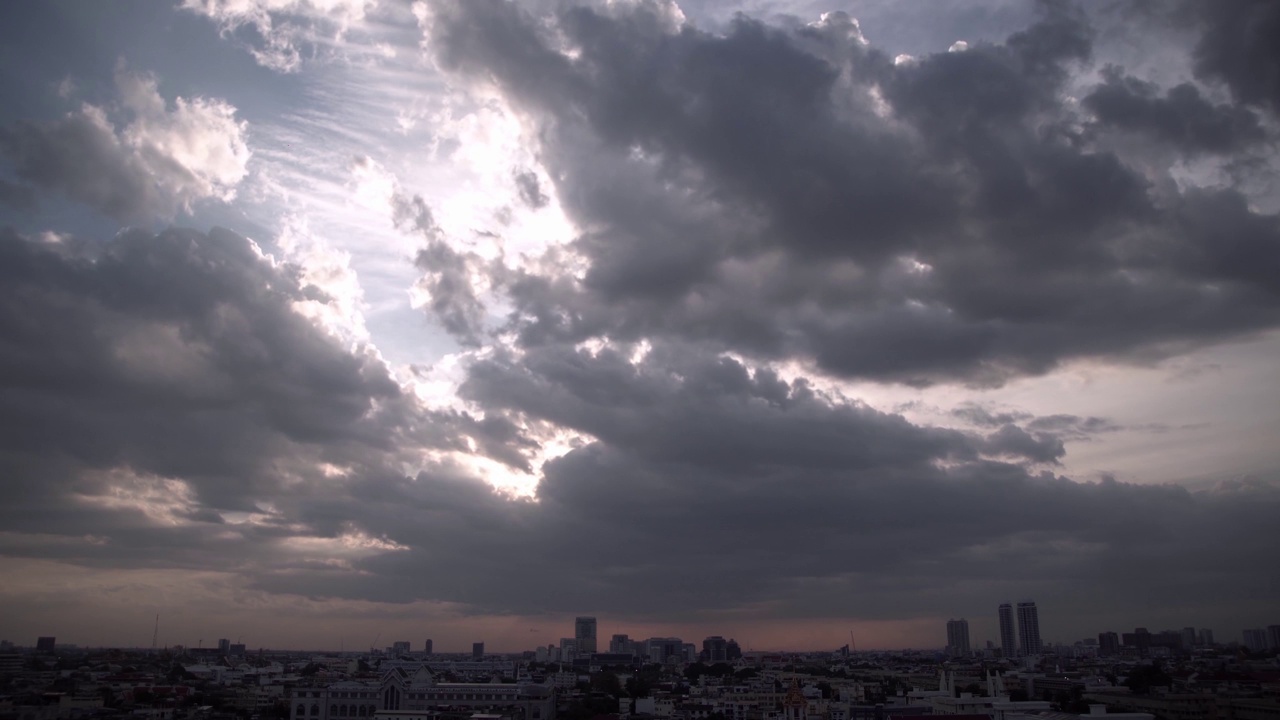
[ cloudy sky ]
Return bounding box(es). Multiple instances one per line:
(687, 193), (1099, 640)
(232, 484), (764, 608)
(1, 0), (1278, 653)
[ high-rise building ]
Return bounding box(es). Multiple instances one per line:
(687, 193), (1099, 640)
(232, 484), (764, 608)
(392, 641), (411, 655)
(702, 636), (728, 663)
(1266, 625), (1280, 650)
(1017, 601), (1042, 656)
(1098, 632), (1119, 657)
(218, 638), (230, 654)
(424, 639), (433, 655)
(575, 617), (597, 654)
(946, 619), (971, 658)
(35, 637), (56, 653)
(560, 638), (579, 659)
(472, 642), (484, 658)
(998, 603), (1017, 658)
(1181, 627), (1197, 649)
(1243, 629), (1267, 652)
(609, 634), (631, 654)
(1198, 629), (1214, 647)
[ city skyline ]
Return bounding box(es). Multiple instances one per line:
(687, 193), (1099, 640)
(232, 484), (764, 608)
(1, 0), (1279, 651)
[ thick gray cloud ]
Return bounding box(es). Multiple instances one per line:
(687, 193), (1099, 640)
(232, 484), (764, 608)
(422, 0), (1280, 387)
(3, 0), (1280, 646)
(1083, 67), (1267, 154)
(0, 226), (466, 561)
(1191, 0), (1280, 114)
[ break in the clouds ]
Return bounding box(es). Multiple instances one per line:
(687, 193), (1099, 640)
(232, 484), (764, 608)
(0, 0), (1278, 650)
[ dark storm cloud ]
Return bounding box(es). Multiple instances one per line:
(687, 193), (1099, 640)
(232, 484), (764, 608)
(0, 227), (1274, 627)
(0, 226), (470, 562)
(249, 344), (1277, 622)
(422, 0), (1280, 386)
(0, 112), (166, 223)
(1191, 0), (1280, 114)
(1083, 67), (1267, 154)
(0, 178), (37, 211)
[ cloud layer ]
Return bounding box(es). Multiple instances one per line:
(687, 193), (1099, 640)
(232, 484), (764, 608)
(1, 0), (1279, 647)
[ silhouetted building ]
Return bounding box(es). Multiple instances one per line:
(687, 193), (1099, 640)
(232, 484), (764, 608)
(1182, 627), (1197, 650)
(575, 617), (597, 654)
(1099, 632), (1120, 657)
(999, 604), (1017, 658)
(1017, 601), (1042, 656)
(1198, 629), (1214, 646)
(218, 638), (230, 654)
(392, 641), (411, 655)
(726, 638), (741, 660)
(703, 636), (728, 663)
(1267, 625), (1280, 650)
(424, 639), (433, 654)
(609, 634), (631, 654)
(947, 619), (971, 658)
(472, 642), (484, 658)
(1243, 629), (1267, 652)
(35, 637), (55, 653)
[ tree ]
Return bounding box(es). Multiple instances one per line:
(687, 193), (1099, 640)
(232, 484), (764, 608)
(593, 672), (623, 697)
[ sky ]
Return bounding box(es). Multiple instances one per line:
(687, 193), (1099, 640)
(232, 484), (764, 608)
(0, 0), (1278, 654)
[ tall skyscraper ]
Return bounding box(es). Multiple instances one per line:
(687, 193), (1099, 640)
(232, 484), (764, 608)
(998, 603), (1017, 658)
(424, 639), (433, 654)
(1017, 601), (1042, 656)
(946, 618), (971, 658)
(575, 616), (598, 654)
(472, 642), (484, 658)
(1198, 629), (1214, 646)
(217, 638), (230, 654)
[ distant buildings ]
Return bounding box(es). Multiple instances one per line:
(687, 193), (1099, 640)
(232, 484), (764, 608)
(218, 638), (230, 654)
(391, 641), (411, 656)
(946, 619), (971, 658)
(472, 642), (484, 658)
(1017, 601), (1042, 656)
(999, 603), (1017, 658)
(423, 639), (432, 655)
(35, 636), (55, 653)
(574, 617), (597, 654)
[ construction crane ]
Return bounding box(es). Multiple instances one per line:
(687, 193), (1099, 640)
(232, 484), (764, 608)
(152, 614), (159, 652)
(371, 632), (381, 653)
(849, 630), (856, 653)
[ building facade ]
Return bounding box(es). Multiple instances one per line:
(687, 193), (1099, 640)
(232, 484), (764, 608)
(290, 669), (554, 720)
(999, 604), (1017, 658)
(946, 619), (971, 658)
(1017, 601), (1042, 656)
(574, 617), (597, 654)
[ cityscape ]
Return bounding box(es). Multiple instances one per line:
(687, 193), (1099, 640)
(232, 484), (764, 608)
(5, 608), (1280, 720)
(2, 3), (1280, 720)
